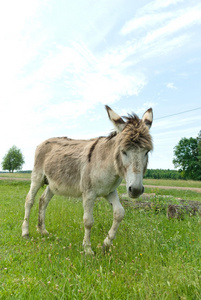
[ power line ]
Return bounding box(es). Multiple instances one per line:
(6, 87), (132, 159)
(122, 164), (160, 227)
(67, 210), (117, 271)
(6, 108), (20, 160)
(155, 107), (201, 120)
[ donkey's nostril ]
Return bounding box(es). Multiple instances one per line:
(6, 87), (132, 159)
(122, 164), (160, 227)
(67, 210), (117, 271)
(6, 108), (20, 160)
(128, 185), (144, 198)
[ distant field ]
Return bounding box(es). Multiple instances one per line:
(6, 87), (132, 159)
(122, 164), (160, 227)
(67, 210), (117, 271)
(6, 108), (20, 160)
(143, 178), (201, 188)
(0, 172), (31, 179)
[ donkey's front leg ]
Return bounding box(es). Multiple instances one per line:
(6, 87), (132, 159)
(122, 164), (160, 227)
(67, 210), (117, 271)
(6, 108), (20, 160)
(103, 190), (125, 252)
(82, 192), (95, 255)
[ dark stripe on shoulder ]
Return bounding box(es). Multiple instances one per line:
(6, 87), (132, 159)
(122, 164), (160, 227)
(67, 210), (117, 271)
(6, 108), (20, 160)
(88, 138), (100, 162)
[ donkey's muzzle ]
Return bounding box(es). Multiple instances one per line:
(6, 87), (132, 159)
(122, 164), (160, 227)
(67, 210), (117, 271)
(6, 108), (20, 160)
(128, 185), (144, 198)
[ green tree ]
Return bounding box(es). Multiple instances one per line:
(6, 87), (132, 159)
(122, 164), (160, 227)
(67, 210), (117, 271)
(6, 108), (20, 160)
(197, 130), (201, 162)
(173, 133), (201, 180)
(1, 146), (25, 173)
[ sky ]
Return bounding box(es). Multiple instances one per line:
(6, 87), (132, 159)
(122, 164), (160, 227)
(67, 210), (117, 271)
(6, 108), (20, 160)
(0, 0), (201, 171)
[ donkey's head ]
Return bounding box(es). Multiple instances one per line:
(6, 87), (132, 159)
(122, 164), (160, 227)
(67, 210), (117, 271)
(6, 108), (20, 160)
(106, 105), (153, 198)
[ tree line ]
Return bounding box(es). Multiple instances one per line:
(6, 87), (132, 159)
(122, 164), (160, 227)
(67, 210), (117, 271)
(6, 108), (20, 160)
(144, 169), (184, 180)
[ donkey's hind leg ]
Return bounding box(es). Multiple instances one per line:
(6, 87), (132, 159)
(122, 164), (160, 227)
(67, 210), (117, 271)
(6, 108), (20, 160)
(22, 175), (43, 238)
(37, 186), (53, 235)
(103, 190), (125, 253)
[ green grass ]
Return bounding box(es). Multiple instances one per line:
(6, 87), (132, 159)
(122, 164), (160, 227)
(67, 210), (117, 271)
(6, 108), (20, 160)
(144, 187), (201, 202)
(0, 180), (201, 299)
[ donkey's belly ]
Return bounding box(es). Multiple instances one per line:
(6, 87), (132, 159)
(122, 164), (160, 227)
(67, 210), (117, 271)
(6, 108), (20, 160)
(48, 179), (82, 197)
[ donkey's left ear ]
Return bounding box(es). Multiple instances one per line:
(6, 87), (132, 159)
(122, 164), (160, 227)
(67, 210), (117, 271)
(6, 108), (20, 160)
(142, 108), (153, 129)
(105, 105), (126, 132)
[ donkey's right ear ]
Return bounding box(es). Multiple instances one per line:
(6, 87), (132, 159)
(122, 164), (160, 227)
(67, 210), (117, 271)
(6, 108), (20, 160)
(142, 108), (153, 129)
(105, 105), (125, 133)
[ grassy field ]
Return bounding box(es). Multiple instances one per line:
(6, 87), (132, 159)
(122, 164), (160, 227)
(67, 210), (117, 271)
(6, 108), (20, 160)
(0, 179), (201, 299)
(0, 172), (31, 179)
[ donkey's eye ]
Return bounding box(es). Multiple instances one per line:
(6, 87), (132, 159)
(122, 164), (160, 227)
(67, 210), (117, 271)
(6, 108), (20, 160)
(121, 150), (127, 156)
(145, 150), (149, 156)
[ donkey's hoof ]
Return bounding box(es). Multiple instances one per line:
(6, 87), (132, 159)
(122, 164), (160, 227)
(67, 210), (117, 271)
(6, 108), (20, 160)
(84, 247), (94, 255)
(102, 243), (110, 254)
(37, 227), (49, 236)
(42, 229), (49, 236)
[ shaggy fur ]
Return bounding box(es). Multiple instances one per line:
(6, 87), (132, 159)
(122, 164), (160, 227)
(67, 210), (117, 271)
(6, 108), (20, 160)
(121, 114), (153, 150)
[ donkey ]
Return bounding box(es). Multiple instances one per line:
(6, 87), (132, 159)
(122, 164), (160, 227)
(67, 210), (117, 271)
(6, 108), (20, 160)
(22, 105), (153, 254)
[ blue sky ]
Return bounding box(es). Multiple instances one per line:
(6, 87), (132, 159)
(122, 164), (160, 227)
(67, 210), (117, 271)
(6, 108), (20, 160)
(0, 0), (201, 171)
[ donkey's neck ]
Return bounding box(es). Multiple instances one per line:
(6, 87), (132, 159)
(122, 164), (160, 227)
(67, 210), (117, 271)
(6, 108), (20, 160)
(101, 134), (123, 179)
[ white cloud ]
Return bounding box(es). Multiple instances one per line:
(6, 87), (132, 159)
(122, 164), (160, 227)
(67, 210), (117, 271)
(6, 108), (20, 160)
(120, 12), (175, 35)
(154, 114), (201, 133)
(1, 1), (200, 129)
(0, 1), (44, 75)
(143, 5), (201, 44)
(76, 72), (146, 104)
(140, 0), (184, 13)
(166, 82), (177, 89)
(25, 41), (147, 123)
(134, 102), (157, 115)
(0, 1), (40, 35)
(116, 2), (201, 87)
(120, 0), (183, 35)
(120, 2), (201, 48)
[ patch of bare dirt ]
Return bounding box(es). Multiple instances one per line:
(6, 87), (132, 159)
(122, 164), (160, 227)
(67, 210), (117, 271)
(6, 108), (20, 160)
(144, 184), (201, 193)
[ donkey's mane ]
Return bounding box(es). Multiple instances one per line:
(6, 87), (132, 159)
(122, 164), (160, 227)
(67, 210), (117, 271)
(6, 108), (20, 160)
(123, 112), (141, 124)
(123, 114), (153, 150)
(106, 113), (153, 150)
(106, 131), (118, 141)
(105, 113), (138, 141)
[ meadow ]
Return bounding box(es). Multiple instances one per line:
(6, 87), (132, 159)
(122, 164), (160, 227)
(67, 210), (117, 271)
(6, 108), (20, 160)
(0, 177), (201, 299)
